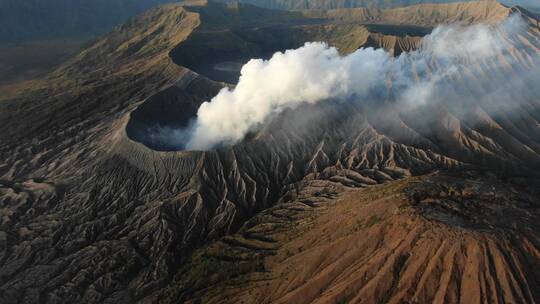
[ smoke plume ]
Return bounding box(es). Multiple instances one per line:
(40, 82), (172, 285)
(184, 15), (535, 150)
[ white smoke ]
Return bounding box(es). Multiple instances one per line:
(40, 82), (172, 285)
(186, 44), (390, 149)
(427, 22), (507, 60)
(184, 15), (530, 150)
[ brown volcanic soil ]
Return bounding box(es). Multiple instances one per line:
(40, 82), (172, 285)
(0, 1), (539, 303)
(160, 173), (540, 304)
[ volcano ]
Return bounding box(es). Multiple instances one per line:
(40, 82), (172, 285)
(1, 1), (540, 303)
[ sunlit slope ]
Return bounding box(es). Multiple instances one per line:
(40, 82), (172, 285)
(160, 174), (540, 303)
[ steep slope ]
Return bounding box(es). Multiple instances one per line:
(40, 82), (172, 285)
(0, 3), (200, 146)
(0, 1), (539, 303)
(160, 173), (540, 303)
(0, 3), (204, 303)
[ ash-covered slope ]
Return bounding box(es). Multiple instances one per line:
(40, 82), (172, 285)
(0, 1), (540, 303)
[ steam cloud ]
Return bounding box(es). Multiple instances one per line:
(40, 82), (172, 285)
(184, 15), (534, 150)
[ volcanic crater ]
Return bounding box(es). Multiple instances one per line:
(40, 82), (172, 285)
(1, 1), (540, 304)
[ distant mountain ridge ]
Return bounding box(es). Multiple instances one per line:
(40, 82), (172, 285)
(216, 0), (539, 11)
(215, 0), (478, 10)
(0, 0), (176, 44)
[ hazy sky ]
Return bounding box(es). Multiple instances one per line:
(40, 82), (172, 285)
(501, 0), (540, 8)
